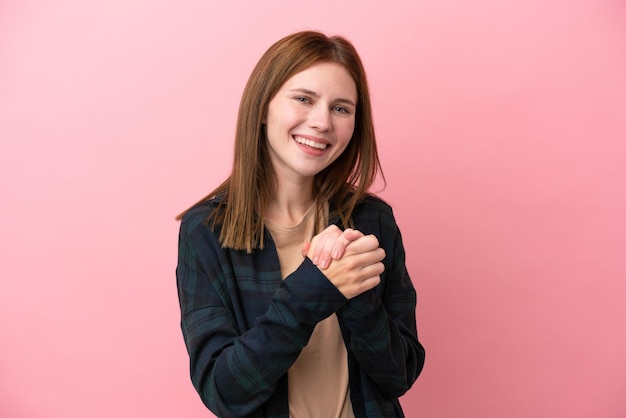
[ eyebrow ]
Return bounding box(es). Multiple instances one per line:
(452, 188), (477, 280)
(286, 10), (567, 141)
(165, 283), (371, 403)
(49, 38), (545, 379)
(288, 88), (357, 107)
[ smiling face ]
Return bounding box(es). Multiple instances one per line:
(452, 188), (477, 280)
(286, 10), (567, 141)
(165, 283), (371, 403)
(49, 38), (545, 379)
(264, 62), (358, 188)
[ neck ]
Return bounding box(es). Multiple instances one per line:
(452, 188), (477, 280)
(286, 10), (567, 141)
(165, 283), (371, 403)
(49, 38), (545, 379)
(266, 177), (315, 225)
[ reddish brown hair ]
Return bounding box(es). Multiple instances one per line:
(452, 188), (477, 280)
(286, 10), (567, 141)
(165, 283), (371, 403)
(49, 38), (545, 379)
(178, 31), (384, 252)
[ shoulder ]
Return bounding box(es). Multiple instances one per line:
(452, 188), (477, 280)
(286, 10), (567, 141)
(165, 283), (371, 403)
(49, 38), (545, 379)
(352, 194), (395, 223)
(179, 196), (224, 235)
(347, 194), (401, 241)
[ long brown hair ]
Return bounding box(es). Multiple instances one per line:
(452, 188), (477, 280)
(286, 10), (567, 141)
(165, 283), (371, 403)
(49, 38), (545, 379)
(178, 31), (385, 252)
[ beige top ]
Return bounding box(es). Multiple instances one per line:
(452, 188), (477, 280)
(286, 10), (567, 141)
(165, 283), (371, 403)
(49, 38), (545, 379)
(265, 203), (354, 418)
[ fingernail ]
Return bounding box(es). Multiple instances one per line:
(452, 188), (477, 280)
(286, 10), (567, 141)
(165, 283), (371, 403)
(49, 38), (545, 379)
(312, 257), (319, 265)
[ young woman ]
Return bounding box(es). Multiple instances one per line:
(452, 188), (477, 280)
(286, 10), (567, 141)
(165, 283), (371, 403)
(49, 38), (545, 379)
(176, 30), (425, 418)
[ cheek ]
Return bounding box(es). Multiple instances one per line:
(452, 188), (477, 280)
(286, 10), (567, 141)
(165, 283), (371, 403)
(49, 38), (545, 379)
(267, 107), (302, 132)
(338, 120), (356, 145)
(264, 114), (285, 140)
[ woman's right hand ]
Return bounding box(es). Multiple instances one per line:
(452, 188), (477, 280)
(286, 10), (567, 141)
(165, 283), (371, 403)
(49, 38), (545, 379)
(302, 225), (364, 269)
(305, 226), (385, 299)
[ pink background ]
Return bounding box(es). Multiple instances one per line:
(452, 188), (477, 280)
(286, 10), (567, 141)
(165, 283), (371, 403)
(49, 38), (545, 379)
(1, 0), (625, 417)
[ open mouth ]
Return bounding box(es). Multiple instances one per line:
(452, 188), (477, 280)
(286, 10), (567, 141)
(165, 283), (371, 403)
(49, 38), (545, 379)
(294, 135), (328, 150)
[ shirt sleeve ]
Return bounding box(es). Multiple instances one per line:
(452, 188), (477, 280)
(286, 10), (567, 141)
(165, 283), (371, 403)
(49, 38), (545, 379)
(336, 204), (426, 398)
(176, 211), (347, 417)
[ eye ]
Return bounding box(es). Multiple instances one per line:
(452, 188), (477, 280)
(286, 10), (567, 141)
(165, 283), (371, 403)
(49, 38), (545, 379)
(294, 96), (310, 104)
(332, 105), (350, 114)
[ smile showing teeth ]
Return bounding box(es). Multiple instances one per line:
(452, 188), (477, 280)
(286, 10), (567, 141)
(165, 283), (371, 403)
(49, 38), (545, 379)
(294, 136), (328, 150)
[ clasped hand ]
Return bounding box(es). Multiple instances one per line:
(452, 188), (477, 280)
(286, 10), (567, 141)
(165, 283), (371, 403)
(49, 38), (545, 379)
(302, 225), (385, 299)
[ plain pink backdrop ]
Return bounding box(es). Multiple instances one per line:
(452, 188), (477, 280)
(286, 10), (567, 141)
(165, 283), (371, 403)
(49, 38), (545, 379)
(1, 0), (625, 417)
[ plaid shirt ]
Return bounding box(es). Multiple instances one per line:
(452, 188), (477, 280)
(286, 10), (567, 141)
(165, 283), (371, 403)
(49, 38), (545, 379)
(176, 195), (425, 418)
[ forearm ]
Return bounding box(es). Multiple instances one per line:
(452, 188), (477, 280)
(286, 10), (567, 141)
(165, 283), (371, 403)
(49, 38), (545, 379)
(183, 258), (347, 417)
(337, 288), (425, 398)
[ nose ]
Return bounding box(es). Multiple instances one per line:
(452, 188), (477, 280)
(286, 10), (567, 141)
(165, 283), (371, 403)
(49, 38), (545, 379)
(307, 104), (331, 132)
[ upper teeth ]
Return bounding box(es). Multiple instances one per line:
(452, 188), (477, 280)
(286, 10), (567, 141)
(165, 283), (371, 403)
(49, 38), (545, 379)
(294, 136), (328, 150)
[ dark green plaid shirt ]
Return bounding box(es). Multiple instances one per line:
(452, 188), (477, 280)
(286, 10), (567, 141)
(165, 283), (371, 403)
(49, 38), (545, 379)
(177, 195), (425, 417)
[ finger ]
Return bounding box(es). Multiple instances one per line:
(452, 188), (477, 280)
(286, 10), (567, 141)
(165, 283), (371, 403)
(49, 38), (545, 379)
(350, 248), (386, 270)
(358, 275), (382, 294)
(343, 234), (382, 257)
(317, 237), (337, 269)
(331, 228), (364, 260)
(309, 225), (342, 267)
(358, 259), (385, 277)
